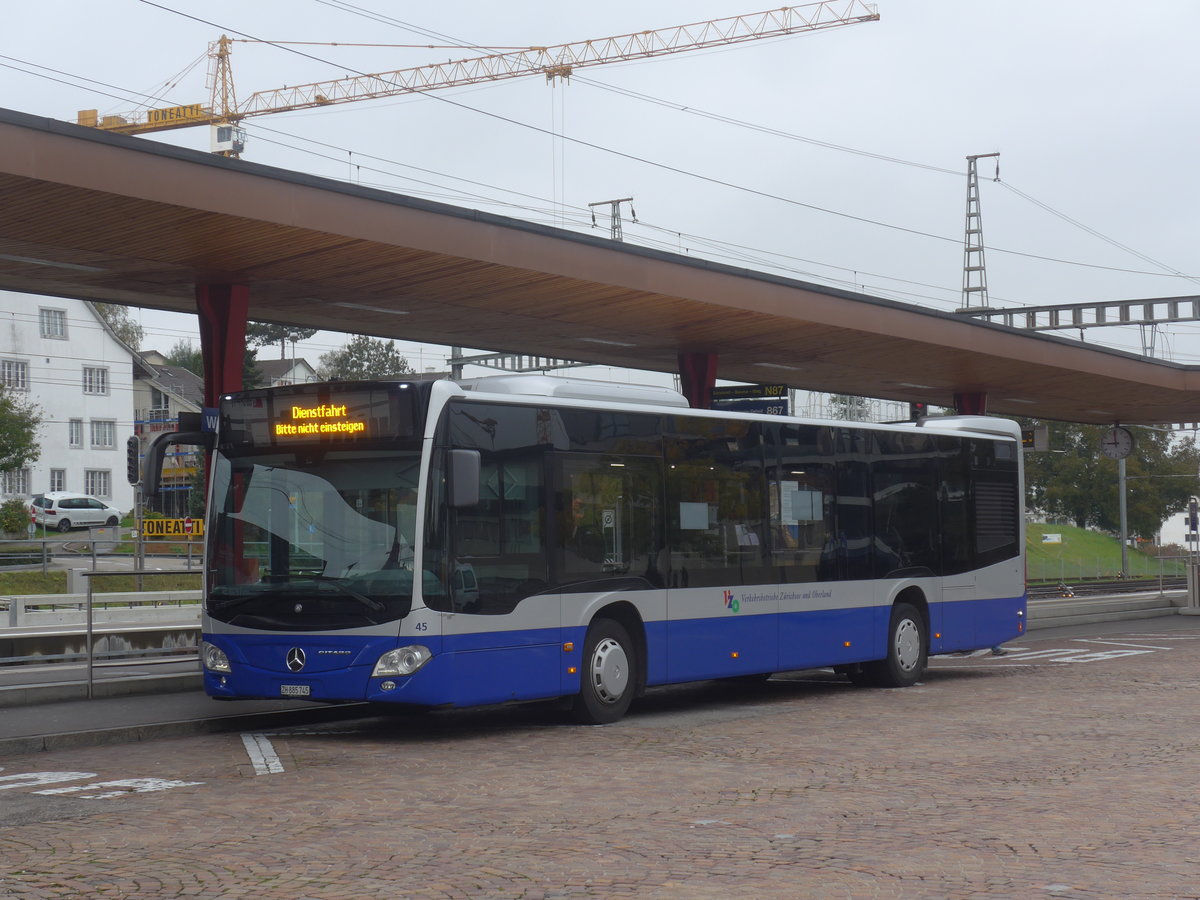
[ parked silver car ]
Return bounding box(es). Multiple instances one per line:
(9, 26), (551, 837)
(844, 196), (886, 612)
(29, 492), (122, 532)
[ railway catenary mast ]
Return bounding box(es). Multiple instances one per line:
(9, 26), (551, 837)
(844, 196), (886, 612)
(75, 2), (879, 156)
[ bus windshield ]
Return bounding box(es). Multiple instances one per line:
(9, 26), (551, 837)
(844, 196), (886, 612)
(206, 449), (436, 630)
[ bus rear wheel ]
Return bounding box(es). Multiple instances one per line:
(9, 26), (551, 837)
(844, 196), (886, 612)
(852, 602), (927, 688)
(572, 618), (637, 725)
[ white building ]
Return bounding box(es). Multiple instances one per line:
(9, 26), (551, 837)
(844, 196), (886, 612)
(256, 357), (317, 387)
(0, 293), (138, 513)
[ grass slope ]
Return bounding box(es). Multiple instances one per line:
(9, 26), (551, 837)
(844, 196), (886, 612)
(1027, 522), (1184, 582)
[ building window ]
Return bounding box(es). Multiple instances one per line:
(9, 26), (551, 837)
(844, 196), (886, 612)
(69, 419), (83, 448)
(150, 387), (170, 414)
(90, 420), (116, 449)
(85, 470), (112, 499)
(49, 469), (66, 493)
(0, 468), (29, 496)
(39, 308), (67, 339)
(1, 359), (29, 391)
(83, 366), (109, 395)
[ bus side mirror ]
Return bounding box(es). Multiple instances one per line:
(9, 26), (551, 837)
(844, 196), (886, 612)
(449, 449), (480, 508)
(142, 430), (215, 498)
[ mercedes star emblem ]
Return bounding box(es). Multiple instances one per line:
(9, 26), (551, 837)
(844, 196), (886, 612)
(286, 647), (306, 673)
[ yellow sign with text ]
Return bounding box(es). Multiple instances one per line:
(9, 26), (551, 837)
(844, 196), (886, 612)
(142, 518), (204, 538)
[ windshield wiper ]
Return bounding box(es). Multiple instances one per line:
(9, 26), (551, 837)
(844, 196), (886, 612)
(267, 574), (389, 613)
(209, 574), (389, 614)
(207, 587), (268, 613)
(306, 576), (388, 613)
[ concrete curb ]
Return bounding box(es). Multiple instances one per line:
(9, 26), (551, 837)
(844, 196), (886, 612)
(0, 701), (372, 758)
(0, 672), (202, 708)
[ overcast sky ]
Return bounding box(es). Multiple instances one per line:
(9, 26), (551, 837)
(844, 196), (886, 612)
(5, 0), (1200, 376)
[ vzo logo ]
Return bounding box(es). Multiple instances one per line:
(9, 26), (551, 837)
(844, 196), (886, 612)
(724, 590), (740, 613)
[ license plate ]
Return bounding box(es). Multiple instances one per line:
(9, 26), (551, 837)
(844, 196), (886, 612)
(280, 684), (311, 697)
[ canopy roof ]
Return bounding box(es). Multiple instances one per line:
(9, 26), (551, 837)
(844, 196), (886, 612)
(2, 107), (1195, 425)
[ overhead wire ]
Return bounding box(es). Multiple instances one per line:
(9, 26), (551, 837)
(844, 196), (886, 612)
(20, 3), (1186, 289)
(9, 1), (1195, 365)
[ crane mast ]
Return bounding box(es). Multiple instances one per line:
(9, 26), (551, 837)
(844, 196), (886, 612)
(76, 1), (879, 148)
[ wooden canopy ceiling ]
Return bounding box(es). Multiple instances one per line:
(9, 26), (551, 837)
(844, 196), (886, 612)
(1, 106), (1197, 425)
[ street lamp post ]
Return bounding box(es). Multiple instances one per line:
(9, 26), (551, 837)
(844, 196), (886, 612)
(1118, 457), (1129, 578)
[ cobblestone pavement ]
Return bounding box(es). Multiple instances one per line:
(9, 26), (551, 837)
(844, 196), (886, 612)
(3, 625), (1200, 898)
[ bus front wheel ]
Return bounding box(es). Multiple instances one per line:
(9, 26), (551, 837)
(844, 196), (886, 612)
(572, 618), (637, 725)
(852, 602), (927, 688)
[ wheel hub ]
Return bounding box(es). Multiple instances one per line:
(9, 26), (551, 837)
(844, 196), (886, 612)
(895, 618), (920, 672)
(589, 637), (629, 704)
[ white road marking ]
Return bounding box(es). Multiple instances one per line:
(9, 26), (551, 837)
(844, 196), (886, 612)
(35, 778), (202, 800)
(1075, 638), (1172, 650)
(0, 772), (97, 791)
(241, 733), (285, 775)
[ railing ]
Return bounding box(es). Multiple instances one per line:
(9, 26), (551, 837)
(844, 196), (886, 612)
(1027, 554), (1193, 584)
(79, 569), (200, 698)
(0, 532), (201, 573)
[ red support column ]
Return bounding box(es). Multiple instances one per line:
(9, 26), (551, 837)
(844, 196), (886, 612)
(196, 283), (250, 407)
(677, 352), (718, 409)
(953, 391), (988, 416)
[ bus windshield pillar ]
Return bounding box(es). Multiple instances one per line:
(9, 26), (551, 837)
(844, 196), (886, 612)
(953, 391), (988, 415)
(196, 283), (250, 406)
(677, 351), (718, 409)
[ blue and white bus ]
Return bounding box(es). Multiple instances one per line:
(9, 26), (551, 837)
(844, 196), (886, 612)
(154, 375), (1025, 724)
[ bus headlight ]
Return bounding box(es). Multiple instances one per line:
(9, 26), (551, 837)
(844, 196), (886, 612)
(373, 645), (432, 677)
(202, 641), (231, 673)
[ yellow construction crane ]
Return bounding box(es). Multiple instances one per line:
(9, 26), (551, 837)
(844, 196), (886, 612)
(76, 1), (879, 155)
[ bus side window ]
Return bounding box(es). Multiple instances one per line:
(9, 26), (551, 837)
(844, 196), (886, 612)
(872, 433), (940, 575)
(938, 437), (973, 575)
(665, 418), (768, 588)
(553, 453), (663, 587)
(769, 424), (836, 584)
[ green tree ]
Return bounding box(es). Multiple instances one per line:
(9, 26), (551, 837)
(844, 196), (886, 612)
(165, 339), (203, 378)
(0, 498), (29, 534)
(0, 387), (42, 474)
(92, 302), (144, 350)
(246, 322), (318, 359)
(318, 335), (413, 380)
(164, 339), (263, 390)
(1022, 419), (1200, 540)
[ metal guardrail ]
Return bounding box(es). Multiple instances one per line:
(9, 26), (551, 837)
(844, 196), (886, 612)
(79, 569), (199, 699)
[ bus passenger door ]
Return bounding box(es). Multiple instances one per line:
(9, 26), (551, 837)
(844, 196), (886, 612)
(552, 453), (668, 686)
(442, 447), (563, 706)
(664, 426), (776, 682)
(936, 441), (976, 653)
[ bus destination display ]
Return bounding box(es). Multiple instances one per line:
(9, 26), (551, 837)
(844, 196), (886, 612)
(274, 403), (368, 438)
(221, 384), (421, 448)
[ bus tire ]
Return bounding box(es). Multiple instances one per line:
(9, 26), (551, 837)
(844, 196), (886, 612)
(869, 601), (927, 687)
(572, 618), (637, 725)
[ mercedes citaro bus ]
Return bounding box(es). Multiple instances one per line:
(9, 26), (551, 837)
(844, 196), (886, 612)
(144, 375), (1025, 724)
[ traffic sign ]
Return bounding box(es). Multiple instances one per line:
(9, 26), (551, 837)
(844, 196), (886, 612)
(142, 518), (205, 538)
(711, 383), (788, 402)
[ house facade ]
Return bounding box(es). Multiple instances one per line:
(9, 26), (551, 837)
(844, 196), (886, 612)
(256, 357), (317, 387)
(0, 293), (138, 513)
